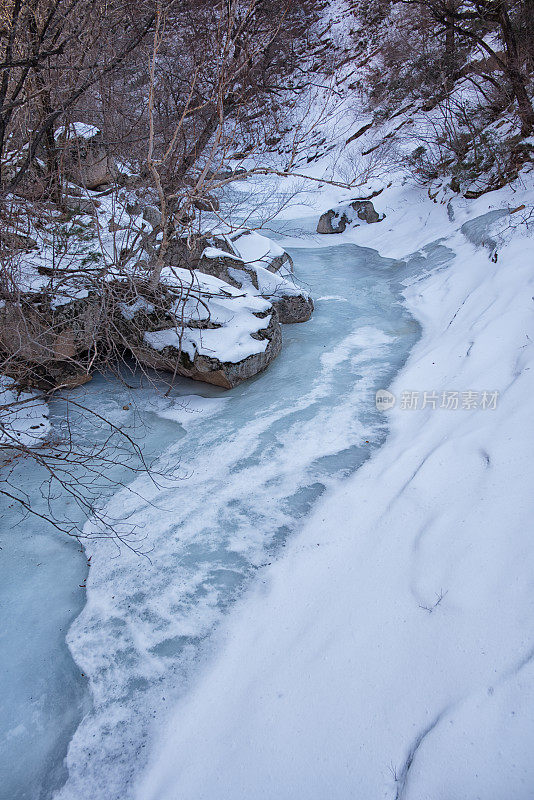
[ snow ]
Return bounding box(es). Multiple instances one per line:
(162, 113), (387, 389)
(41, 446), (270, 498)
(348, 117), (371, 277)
(50, 288), (90, 309)
(227, 263), (310, 300)
(119, 298), (155, 321)
(230, 229), (287, 271)
(55, 122), (101, 140)
(202, 246), (243, 261)
(144, 321), (269, 363)
(0, 377), (50, 447)
(134, 182), (534, 800)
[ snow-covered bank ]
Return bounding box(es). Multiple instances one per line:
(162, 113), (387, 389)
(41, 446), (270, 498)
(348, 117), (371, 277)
(135, 182), (534, 800)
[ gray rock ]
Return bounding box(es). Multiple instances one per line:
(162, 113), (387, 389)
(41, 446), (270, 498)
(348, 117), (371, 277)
(58, 126), (117, 190)
(206, 167), (233, 180)
(316, 199), (384, 233)
(163, 233), (240, 270)
(162, 235), (201, 268)
(126, 200), (143, 217)
(316, 209), (346, 234)
(142, 205), (162, 229)
(64, 197), (100, 216)
(270, 293), (314, 324)
(196, 251), (259, 289)
(352, 200), (382, 223)
(193, 194), (220, 212)
(108, 218), (125, 232)
(268, 251), (294, 274)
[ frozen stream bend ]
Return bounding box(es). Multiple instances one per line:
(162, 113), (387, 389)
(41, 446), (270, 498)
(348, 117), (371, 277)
(1, 221), (425, 800)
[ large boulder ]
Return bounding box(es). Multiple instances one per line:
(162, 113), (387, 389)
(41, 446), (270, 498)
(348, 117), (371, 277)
(231, 263), (313, 324)
(267, 288), (313, 325)
(317, 199), (384, 234)
(56, 123), (117, 190)
(161, 233), (217, 269)
(131, 268), (282, 389)
(193, 194), (220, 212)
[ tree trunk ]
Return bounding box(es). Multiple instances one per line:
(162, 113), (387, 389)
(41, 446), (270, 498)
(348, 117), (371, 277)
(497, 0), (534, 134)
(175, 112), (220, 181)
(444, 0), (456, 88)
(35, 77), (62, 205)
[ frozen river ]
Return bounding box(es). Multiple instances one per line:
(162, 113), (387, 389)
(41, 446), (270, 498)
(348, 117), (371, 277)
(0, 220), (420, 799)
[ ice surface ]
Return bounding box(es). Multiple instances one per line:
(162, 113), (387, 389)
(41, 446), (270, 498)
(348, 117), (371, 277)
(0, 377), (50, 447)
(0, 501), (87, 800)
(0, 375), (209, 800)
(146, 395), (228, 428)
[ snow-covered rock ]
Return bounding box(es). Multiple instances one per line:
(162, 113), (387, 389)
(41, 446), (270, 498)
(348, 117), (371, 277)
(196, 248), (257, 288)
(133, 268), (282, 389)
(226, 260), (313, 324)
(317, 199), (384, 233)
(55, 123), (117, 190)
